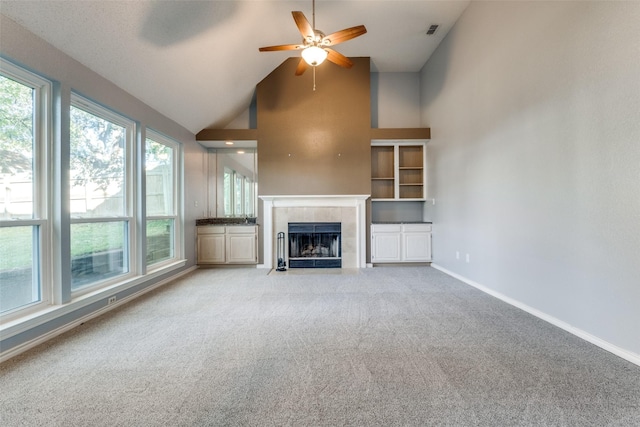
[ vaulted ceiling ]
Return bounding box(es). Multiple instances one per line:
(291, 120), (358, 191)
(1, 1), (470, 134)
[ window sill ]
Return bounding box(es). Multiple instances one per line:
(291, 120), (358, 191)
(1, 259), (188, 345)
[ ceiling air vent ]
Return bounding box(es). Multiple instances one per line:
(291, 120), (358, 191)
(426, 24), (439, 35)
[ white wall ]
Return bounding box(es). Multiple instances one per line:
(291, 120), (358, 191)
(371, 72), (421, 128)
(224, 100), (257, 129)
(420, 2), (640, 358)
(1, 14), (208, 356)
(1, 14), (207, 264)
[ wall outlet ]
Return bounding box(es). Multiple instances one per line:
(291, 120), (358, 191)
(466, 253), (470, 263)
(456, 251), (460, 260)
(108, 296), (117, 305)
(194, 200), (199, 207)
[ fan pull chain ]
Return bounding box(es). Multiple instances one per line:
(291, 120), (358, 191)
(313, 0), (316, 91)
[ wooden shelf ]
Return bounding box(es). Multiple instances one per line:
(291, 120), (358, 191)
(371, 140), (426, 200)
(399, 169), (423, 185)
(399, 185), (424, 199)
(371, 179), (394, 199)
(399, 146), (423, 168)
(370, 128), (431, 140)
(371, 146), (394, 179)
(371, 145), (395, 199)
(196, 128), (257, 141)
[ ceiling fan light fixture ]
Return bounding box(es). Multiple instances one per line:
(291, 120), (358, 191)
(301, 46), (328, 66)
(259, 2), (366, 77)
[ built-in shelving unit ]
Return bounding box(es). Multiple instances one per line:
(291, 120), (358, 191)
(371, 141), (426, 201)
(369, 130), (431, 264)
(371, 145), (395, 199)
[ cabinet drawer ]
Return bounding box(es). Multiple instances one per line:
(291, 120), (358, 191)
(197, 226), (225, 235)
(226, 226), (257, 234)
(371, 224), (402, 233)
(402, 224), (432, 233)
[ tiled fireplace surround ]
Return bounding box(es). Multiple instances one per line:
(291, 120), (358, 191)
(259, 195), (369, 269)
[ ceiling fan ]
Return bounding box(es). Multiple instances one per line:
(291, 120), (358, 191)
(258, 0), (367, 76)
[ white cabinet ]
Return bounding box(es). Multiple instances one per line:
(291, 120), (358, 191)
(197, 225), (257, 265)
(197, 226), (226, 264)
(371, 224), (402, 262)
(402, 224), (432, 262)
(226, 226), (257, 263)
(371, 223), (432, 263)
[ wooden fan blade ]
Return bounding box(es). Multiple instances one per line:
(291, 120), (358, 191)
(292, 11), (314, 40)
(326, 48), (353, 68)
(323, 25), (367, 46)
(259, 44), (304, 52)
(295, 58), (308, 76)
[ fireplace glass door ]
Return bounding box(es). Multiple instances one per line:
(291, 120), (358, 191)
(288, 222), (341, 268)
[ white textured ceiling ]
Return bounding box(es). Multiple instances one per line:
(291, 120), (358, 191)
(1, 1), (470, 134)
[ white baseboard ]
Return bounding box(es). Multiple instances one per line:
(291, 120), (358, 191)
(431, 263), (640, 368)
(1, 266), (198, 363)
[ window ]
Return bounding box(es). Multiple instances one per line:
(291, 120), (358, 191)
(223, 168), (232, 217)
(1, 58), (186, 330)
(69, 94), (133, 292)
(0, 59), (50, 314)
(235, 172), (244, 215)
(221, 168), (254, 218)
(244, 177), (253, 216)
(145, 130), (180, 267)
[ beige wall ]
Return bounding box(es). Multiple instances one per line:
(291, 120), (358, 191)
(257, 57), (371, 196)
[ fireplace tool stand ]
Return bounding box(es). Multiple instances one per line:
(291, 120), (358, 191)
(276, 232), (287, 271)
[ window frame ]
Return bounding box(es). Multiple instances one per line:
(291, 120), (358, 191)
(0, 58), (52, 318)
(1, 57), (188, 346)
(144, 129), (182, 270)
(69, 92), (136, 296)
(220, 168), (255, 218)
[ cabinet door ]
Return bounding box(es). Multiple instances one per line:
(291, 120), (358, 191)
(226, 234), (257, 263)
(372, 232), (402, 262)
(197, 234), (225, 263)
(403, 232), (432, 262)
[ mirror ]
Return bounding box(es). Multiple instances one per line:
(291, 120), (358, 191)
(206, 146), (257, 218)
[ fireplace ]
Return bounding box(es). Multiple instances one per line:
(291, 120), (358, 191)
(259, 195), (369, 269)
(288, 222), (341, 268)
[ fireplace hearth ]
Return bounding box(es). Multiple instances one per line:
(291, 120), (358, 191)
(288, 222), (341, 268)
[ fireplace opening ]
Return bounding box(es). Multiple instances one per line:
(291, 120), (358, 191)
(288, 222), (341, 268)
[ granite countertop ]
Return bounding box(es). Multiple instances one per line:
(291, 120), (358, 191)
(196, 217), (257, 226)
(372, 221), (432, 224)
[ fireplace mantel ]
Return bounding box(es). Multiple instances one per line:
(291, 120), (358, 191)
(259, 195), (369, 269)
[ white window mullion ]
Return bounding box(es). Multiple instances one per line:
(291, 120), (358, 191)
(137, 126), (147, 275)
(0, 58), (52, 317)
(126, 121), (137, 275)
